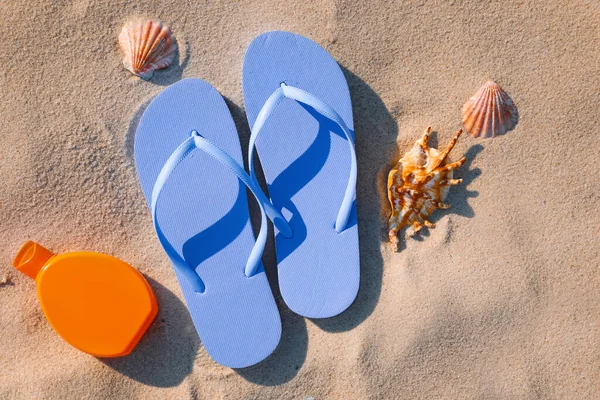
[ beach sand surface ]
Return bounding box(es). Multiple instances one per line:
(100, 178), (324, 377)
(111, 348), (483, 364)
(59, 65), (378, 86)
(1, 0), (599, 398)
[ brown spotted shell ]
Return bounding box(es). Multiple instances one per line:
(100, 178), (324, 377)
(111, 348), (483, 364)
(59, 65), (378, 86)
(462, 81), (518, 138)
(387, 127), (466, 251)
(119, 19), (177, 80)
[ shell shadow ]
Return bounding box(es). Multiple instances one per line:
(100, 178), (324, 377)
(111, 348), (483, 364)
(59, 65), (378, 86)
(148, 38), (190, 87)
(430, 143), (482, 223)
(101, 277), (200, 387)
(407, 141), (482, 243)
(224, 97), (309, 385)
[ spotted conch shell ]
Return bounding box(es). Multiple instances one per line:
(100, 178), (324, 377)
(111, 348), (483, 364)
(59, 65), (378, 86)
(387, 127), (466, 251)
(462, 81), (518, 138)
(119, 19), (177, 80)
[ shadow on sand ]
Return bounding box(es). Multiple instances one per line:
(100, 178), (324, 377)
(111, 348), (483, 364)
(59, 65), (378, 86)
(224, 98), (310, 385)
(147, 38), (190, 87)
(119, 63), (398, 385)
(430, 142), (482, 223)
(102, 277), (200, 387)
(228, 65), (396, 381)
(308, 66), (394, 333)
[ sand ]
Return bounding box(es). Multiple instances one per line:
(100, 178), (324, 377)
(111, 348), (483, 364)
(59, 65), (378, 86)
(1, 0), (599, 398)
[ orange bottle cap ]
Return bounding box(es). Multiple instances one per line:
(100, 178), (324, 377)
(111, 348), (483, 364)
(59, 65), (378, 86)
(13, 241), (55, 279)
(13, 242), (157, 358)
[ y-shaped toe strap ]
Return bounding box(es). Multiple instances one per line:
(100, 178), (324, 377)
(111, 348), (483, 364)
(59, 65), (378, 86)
(248, 83), (357, 233)
(151, 130), (292, 293)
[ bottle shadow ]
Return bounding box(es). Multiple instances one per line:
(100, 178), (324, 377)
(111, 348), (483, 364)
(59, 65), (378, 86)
(101, 277), (200, 387)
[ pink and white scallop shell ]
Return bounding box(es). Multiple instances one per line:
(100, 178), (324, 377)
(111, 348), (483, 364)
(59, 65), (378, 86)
(462, 81), (518, 138)
(119, 19), (177, 80)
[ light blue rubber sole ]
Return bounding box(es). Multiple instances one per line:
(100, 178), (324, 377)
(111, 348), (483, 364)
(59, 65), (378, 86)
(243, 32), (360, 318)
(134, 78), (281, 368)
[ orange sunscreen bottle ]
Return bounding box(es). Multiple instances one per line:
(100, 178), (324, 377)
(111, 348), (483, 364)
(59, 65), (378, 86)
(13, 241), (158, 357)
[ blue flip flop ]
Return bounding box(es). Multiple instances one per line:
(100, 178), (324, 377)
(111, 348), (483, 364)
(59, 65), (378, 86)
(134, 78), (291, 368)
(242, 31), (360, 318)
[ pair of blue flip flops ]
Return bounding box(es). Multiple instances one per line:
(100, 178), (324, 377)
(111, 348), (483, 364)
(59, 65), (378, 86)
(135, 31), (360, 368)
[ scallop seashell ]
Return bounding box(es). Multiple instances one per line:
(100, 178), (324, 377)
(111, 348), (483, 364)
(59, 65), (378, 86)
(462, 81), (518, 138)
(119, 19), (177, 80)
(387, 127), (466, 252)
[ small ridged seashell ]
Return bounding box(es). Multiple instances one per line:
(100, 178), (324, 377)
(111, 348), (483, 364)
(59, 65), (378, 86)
(119, 19), (177, 80)
(462, 81), (518, 138)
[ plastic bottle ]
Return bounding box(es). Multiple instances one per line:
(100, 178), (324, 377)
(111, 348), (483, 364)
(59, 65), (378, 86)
(13, 241), (158, 357)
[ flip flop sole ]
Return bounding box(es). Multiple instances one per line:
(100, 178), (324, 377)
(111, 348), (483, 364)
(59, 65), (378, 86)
(243, 32), (360, 318)
(135, 78), (281, 367)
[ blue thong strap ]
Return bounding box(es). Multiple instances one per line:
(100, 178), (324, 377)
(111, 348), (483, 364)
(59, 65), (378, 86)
(151, 130), (291, 293)
(248, 83), (357, 233)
